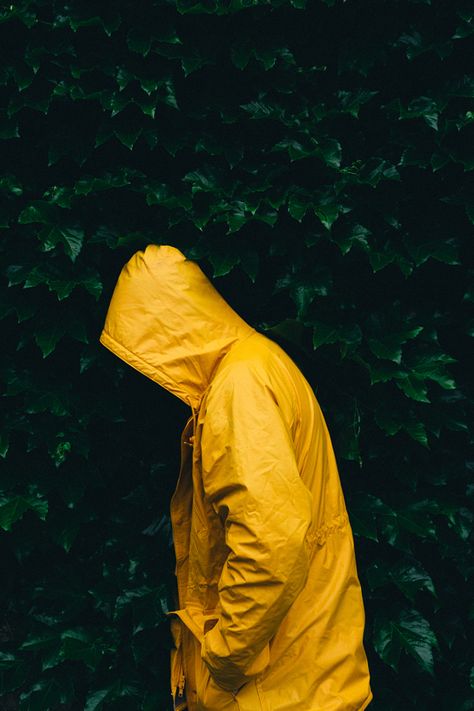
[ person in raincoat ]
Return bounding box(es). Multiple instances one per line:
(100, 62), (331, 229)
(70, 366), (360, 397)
(99, 244), (372, 711)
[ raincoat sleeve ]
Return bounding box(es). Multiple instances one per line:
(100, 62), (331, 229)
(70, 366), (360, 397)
(200, 362), (313, 692)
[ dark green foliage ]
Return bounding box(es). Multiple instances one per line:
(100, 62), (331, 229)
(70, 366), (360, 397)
(0, 1), (472, 709)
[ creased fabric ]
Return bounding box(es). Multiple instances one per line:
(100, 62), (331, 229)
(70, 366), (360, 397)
(100, 244), (373, 711)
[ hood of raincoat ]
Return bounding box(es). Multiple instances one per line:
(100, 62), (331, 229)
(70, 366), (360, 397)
(99, 244), (255, 411)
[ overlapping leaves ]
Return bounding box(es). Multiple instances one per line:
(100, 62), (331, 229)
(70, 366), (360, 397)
(0, 0), (472, 709)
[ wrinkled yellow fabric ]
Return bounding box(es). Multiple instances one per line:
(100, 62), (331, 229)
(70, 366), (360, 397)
(100, 244), (373, 711)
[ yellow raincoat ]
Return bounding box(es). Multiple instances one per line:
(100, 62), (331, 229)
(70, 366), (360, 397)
(100, 244), (372, 711)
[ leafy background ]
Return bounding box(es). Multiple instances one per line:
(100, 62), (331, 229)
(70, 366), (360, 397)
(1, 0), (473, 709)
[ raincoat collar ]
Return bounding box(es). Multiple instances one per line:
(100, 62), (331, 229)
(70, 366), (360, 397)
(99, 244), (256, 411)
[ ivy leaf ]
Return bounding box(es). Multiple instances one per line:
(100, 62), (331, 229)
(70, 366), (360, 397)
(0, 4), (37, 27)
(114, 125), (143, 150)
(0, 494), (48, 531)
(375, 406), (429, 448)
(41, 644), (64, 671)
(368, 242), (412, 275)
(208, 246), (241, 278)
(313, 136), (342, 168)
(287, 189), (311, 222)
(390, 559), (437, 601)
(7, 262), (102, 301)
(367, 324), (423, 363)
(312, 321), (342, 349)
(0, 651), (16, 668)
(363, 359), (405, 385)
(239, 98), (285, 121)
(404, 96), (441, 130)
(0, 432), (9, 458)
(20, 632), (58, 651)
(40, 225), (84, 262)
(60, 226), (84, 261)
(222, 201), (248, 233)
(339, 323), (363, 358)
(374, 608), (438, 675)
(396, 29), (447, 60)
(313, 202), (340, 230)
(51, 440), (71, 467)
(254, 46), (277, 71)
(43, 185), (74, 208)
(395, 373), (431, 402)
(0, 173), (23, 195)
(368, 338), (400, 364)
(126, 28), (152, 56)
(358, 157), (400, 187)
(67, 12), (115, 33)
(35, 320), (68, 357)
(18, 200), (57, 225)
(230, 38), (254, 70)
(408, 351), (457, 389)
(12, 61), (35, 91)
(333, 223), (371, 255)
(404, 237), (460, 266)
(19, 677), (66, 711)
(183, 164), (225, 195)
(161, 77), (179, 110)
(405, 418), (429, 447)
(84, 687), (112, 711)
(0, 497), (29, 531)
(240, 250), (259, 282)
(0, 110), (20, 139)
(397, 500), (438, 540)
(253, 203), (278, 226)
(53, 520), (80, 553)
(223, 141), (244, 169)
(349, 494), (396, 542)
(181, 49), (214, 77)
(74, 168), (136, 195)
(367, 558), (436, 601)
(335, 88), (379, 118)
(275, 267), (332, 319)
(60, 631), (104, 669)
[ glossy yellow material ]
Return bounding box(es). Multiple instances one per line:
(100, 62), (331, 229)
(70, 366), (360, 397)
(100, 244), (373, 711)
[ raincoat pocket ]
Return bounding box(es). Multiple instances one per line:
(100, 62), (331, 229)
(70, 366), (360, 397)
(195, 655), (238, 711)
(195, 644), (268, 711)
(169, 606), (217, 644)
(170, 608), (238, 711)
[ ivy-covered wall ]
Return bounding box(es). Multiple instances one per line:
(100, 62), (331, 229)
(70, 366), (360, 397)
(1, 1), (472, 709)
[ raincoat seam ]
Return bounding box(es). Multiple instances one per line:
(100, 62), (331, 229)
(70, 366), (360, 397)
(205, 328), (258, 390)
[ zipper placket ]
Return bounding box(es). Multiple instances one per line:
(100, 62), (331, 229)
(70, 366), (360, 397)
(171, 635), (187, 710)
(172, 667), (186, 710)
(170, 407), (198, 710)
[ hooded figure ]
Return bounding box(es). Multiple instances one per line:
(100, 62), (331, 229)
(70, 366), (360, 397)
(99, 244), (372, 711)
